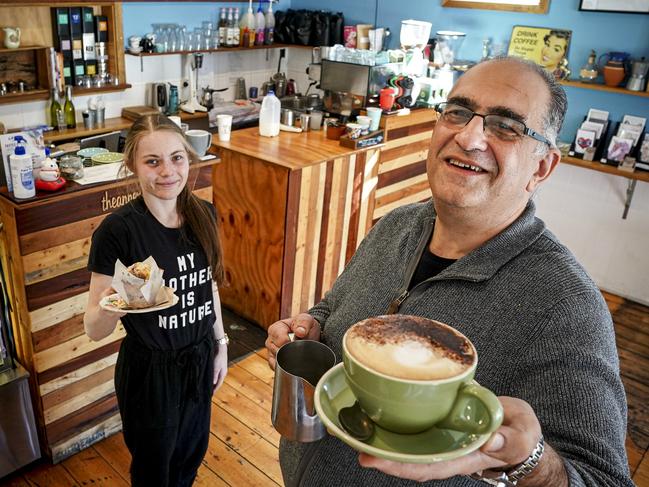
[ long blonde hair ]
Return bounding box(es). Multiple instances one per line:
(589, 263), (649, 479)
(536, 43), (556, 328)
(123, 114), (224, 284)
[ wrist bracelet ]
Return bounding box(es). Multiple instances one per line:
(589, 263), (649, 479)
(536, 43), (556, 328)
(470, 435), (545, 486)
(215, 333), (229, 346)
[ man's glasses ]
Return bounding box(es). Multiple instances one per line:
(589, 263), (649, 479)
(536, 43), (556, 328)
(435, 102), (553, 147)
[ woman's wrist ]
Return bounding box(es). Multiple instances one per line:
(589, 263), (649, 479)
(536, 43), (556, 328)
(215, 333), (229, 346)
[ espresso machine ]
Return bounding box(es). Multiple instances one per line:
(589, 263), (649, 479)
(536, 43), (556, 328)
(319, 59), (402, 116)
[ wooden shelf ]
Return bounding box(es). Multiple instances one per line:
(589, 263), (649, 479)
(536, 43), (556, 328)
(43, 117), (134, 143)
(71, 83), (132, 96)
(561, 79), (649, 98)
(562, 155), (649, 183)
(125, 43), (311, 57)
(0, 44), (48, 53)
(0, 89), (49, 103)
(42, 111), (208, 143)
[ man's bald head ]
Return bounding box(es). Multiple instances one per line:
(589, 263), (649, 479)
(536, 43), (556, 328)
(462, 56), (568, 146)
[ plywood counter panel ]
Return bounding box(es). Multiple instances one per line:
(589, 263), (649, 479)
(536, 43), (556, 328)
(0, 162), (216, 462)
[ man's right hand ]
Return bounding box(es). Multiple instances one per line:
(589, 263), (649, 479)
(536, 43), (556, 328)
(265, 313), (321, 369)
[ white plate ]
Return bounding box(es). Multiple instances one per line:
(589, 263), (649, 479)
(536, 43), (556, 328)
(100, 286), (178, 314)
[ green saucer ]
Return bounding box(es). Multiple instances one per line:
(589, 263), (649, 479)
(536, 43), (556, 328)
(314, 363), (492, 464)
(91, 152), (124, 164)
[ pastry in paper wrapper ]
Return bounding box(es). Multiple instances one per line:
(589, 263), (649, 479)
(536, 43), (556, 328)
(111, 256), (168, 309)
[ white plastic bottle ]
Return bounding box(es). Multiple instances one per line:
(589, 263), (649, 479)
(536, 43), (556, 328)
(10, 135), (35, 199)
(259, 90), (281, 137)
(264, 0), (275, 45)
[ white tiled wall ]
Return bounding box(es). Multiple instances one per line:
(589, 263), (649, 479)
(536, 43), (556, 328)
(535, 163), (649, 306)
(0, 48), (288, 130)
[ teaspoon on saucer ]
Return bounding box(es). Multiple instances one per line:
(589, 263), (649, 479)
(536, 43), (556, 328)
(338, 401), (375, 442)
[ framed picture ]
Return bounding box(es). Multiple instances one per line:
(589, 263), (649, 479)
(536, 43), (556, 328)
(579, 0), (649, 14)
(507, 26), (571, 77)
(441, 0), (550, 14)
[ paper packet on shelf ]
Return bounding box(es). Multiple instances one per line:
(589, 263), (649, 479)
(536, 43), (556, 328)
(111, 256), (167, 309)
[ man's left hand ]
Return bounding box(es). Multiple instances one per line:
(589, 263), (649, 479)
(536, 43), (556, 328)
(359, 396), (542, 482)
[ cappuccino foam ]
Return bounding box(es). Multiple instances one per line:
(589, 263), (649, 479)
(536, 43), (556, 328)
(345, 315), (474, 381)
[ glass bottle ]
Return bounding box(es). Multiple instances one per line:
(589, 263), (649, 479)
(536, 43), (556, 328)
(579, 50), (599, 83)
(233, 8), (241, 47)
(226, 8), (235, 47)
(64, 85), (76, 129)
(49, 88), (62, 128)
(218, 8), (228, 48)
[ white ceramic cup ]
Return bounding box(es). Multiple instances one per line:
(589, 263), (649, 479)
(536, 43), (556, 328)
(185, 129), (213, 156)
(366, 107), (382, 131)
(216, 114), (233, 142)
(310, 111), (324, 130)
(356, 115), (371, 134)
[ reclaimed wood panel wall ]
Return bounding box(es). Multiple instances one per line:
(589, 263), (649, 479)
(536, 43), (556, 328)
(0, 165), (213, 463)
(281, 149), (381, 319)
(373, 110), (436, 223)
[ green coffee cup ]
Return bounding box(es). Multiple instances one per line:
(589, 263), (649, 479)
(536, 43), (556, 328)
(342, 315), (503, 435)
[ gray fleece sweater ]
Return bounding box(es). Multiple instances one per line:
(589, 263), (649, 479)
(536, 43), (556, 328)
(279, 199), (633, 487)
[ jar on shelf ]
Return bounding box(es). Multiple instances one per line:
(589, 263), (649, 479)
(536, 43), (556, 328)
(58, 155), (84, 180)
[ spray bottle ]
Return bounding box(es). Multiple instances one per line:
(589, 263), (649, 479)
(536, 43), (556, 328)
(240, 0), (255, 48)
(255, 0), (265, 46)
(264, 0), (275, 45)
(10, 135), (35, 199)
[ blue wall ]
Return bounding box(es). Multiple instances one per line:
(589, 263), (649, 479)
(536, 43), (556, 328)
(289, 0), (649, 141)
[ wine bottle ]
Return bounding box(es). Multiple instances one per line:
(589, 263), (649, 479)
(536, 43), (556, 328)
(64, 86), (77, 129)
(49, 88), (63, 129)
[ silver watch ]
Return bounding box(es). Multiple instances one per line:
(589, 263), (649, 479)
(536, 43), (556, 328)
(215, 333), (229, 346)
(469, 436), (545, 486)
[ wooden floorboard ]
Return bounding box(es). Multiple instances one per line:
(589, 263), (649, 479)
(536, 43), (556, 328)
(1, 295), (648, 486)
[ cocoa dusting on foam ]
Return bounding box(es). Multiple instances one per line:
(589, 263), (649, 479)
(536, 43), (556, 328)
(349, 315), (474, 366)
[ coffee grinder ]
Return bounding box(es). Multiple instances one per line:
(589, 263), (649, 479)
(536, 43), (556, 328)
(180, 53), (207, 113)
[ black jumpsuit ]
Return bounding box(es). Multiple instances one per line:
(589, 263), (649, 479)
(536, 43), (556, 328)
(88, 196), (219, 487)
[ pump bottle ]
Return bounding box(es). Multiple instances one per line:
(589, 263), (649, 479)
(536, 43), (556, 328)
(10, 135), (35, 199)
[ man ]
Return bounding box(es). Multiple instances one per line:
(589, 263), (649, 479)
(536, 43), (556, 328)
(266, 57), (633, 487)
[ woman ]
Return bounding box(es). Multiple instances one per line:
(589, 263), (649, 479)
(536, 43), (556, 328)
(540, 30), (570, 73)
(84, 114), (228, 487)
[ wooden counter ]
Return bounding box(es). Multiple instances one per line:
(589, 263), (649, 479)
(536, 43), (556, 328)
(213, 109), (436, 328)
(0, 162), (215, 462)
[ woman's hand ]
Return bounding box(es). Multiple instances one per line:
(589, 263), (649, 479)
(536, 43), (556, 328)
(265, 313), (321, 370)
(98, 286), (127, 317)
(85, 273), (127, 341)
(212, 343), (228, 393)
